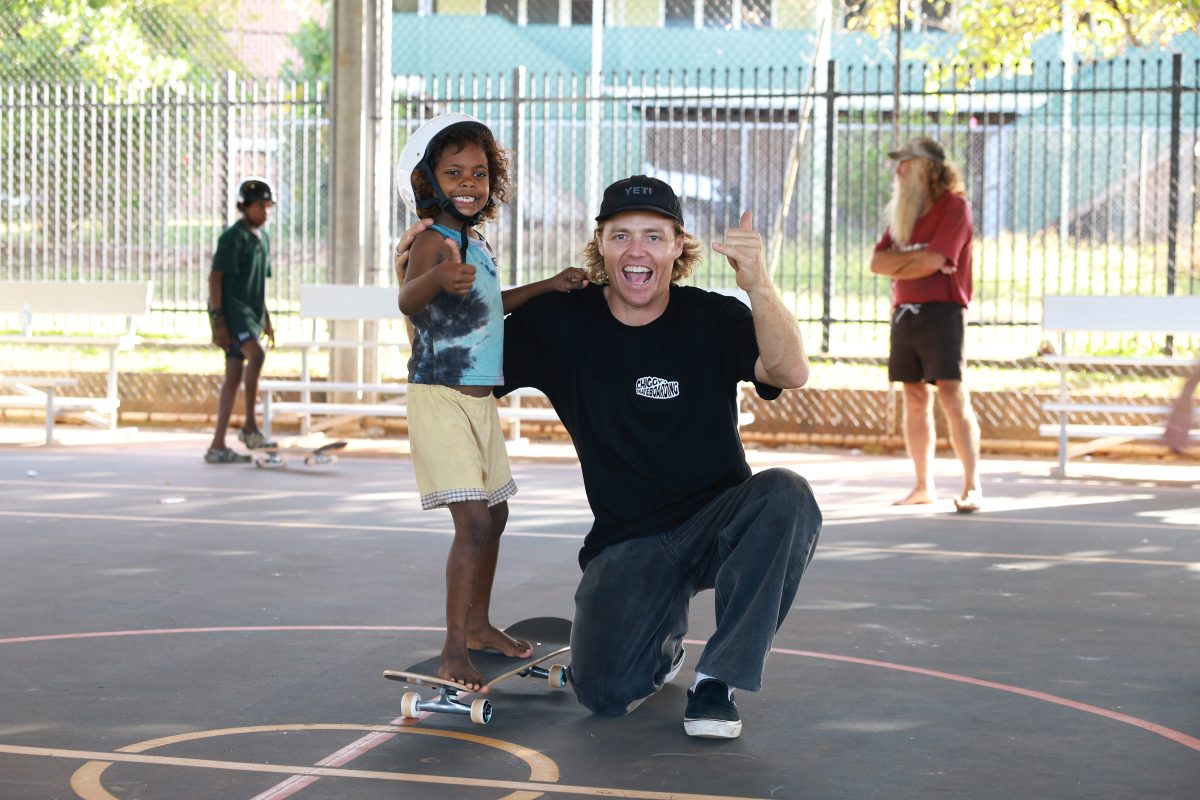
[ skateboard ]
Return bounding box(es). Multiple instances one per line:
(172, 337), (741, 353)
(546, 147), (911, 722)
(252, 440), (347, 469)
(383, 616), (571, 725)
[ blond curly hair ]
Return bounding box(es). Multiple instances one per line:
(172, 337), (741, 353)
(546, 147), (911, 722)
(580, 221), (704, 285)
(924, 157), (967, 200)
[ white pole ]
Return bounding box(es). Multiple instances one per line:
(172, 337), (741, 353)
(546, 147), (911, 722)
(894, 0), (903, 146)
(1060, 2), (1075, 244)
(330, 0), (366, 390)
(585, 0), (604, 221)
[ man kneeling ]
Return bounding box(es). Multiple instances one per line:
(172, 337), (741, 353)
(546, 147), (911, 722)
(498, 176), (823, 738)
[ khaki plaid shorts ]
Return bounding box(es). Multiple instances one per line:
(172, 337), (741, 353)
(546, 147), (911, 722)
(407, 383), (517, 510)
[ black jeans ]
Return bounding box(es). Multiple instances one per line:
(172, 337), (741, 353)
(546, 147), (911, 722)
(569, 468), (822, 716)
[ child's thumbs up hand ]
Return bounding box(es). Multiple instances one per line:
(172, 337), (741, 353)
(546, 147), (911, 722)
(436, 238), (476, 296)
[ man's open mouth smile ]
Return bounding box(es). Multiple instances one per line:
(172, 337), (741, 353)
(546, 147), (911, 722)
(622, 265), (652, 286)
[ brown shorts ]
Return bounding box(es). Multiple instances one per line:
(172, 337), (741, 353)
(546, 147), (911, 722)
(887, 302), (966, 384)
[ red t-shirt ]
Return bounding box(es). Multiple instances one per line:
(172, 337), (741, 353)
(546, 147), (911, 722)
(875, 191), (973, 308)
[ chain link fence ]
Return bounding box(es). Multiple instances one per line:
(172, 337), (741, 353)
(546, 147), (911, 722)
(2, 6), (1198, 447)
(3, 52), (1198, 356)
(0, 77), (329, 339)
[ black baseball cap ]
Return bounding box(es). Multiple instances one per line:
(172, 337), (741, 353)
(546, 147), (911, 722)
(237, 177), (275, 205)
(596, 175), (684, 224)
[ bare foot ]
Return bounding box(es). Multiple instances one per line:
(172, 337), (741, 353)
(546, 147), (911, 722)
(438, 651), (488, 692)
(954, 490), (983, 514)
(467, 625), (534, 658)
(894, 488), (937, 506)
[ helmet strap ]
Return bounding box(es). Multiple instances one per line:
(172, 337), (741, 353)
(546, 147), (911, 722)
(417, 161), (493, 262)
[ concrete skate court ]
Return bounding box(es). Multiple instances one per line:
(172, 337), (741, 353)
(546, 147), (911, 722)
(0, 433), (1197, 799)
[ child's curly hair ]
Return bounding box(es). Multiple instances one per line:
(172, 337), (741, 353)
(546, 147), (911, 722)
(410, 123), (511, 223)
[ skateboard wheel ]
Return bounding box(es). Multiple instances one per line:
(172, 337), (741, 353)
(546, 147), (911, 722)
(548, 664), (568, 688)
(470, 698), (492, 725)
(400, 691), (422, 718)
(304, 456), (316, 467)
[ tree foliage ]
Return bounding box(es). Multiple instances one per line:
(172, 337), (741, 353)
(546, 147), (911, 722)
(846, 1), (1200, 70)
(281, 1), (332, 82)
(0, 0), (244, 84)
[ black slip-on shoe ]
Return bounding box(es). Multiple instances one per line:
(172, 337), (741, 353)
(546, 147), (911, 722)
(683, 679), (742, 739)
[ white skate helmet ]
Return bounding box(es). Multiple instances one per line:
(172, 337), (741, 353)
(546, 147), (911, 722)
(395, 112), (492, 216)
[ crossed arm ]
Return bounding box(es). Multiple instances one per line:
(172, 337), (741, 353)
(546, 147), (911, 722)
(870, 244), (953, 281)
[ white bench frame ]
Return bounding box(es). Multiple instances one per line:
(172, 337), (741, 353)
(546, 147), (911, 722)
(0, 376), (122, 444)
(0, 281), (153, 440)
(1040, 295), (1200, 476)
(259, 284), (411, 436)
(257, 284), (562, 440)
(257, 284), (755, 442)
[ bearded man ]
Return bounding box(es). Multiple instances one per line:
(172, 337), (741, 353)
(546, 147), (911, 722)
(870, 137), (982, 512)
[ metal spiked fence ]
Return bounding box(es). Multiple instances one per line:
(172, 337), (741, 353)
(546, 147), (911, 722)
(1, 55), (1197, 359)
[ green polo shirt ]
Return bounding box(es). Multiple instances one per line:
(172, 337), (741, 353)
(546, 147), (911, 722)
(211, 220), (271, 336)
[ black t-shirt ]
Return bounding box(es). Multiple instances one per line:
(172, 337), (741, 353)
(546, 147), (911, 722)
(499, 283), (781, 569)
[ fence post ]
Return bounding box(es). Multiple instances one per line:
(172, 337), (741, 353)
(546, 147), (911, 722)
(224, 71), (237, 223)
(821, 59), (837, 353)
(1166, 53), (1182, 298)
(509, 66), (525, 286)
(1164, 54), (1182, 356)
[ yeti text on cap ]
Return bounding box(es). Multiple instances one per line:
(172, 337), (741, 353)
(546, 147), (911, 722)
(627, 186), (653, 196)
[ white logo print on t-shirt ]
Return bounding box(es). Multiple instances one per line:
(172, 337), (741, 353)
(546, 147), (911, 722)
(635, 376), (680, 399)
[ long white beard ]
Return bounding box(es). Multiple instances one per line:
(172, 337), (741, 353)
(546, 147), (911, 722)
(885, 173), (927, 247)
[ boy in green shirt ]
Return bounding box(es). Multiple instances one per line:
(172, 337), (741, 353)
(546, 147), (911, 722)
(205, 177), (277, 463)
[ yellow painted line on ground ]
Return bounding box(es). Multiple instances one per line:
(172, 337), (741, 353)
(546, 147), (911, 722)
(953, 513), (1200, 532)
(826, 512), (1200, 532)
(820, 492), (1155, 520)
(1, 739), (766, 800)
(0, 478), (580, 508)
(3, 510), (1194, 565)
(0, 510), (583, 540)
(0, 478), (341, 497)
(820, 544), (1197, 568)
(69, 723), (559, 800)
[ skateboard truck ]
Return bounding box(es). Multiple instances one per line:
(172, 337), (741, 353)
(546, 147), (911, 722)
(391, 660), (568, 725)
(402, 687), (494, 725)
(385, 617), (572, 725)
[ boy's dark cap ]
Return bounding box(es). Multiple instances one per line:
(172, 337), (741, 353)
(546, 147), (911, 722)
(596, 175), (684, 224)
(887, 137), (946, 163)
(237, 178), (274, 204)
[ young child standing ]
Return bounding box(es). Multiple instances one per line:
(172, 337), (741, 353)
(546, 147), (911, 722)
(206, 177), (278, 463)
(396, 113), (585, 690)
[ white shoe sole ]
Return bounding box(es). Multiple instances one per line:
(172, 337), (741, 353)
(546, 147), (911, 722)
(683, 717), (743, 739)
